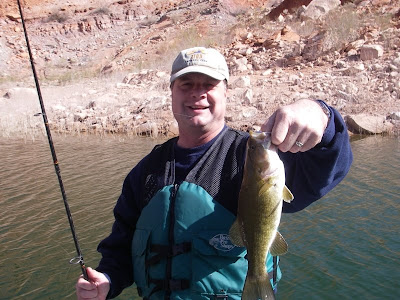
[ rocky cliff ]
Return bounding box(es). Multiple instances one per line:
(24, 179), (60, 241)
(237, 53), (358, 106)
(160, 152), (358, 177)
(0, 0), (399, 137)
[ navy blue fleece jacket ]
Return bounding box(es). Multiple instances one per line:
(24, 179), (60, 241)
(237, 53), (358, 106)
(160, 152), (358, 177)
(96, 106), (353, 298)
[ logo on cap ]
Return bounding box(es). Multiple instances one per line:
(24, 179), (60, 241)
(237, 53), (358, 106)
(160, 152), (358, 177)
(170, 47), (229, 83)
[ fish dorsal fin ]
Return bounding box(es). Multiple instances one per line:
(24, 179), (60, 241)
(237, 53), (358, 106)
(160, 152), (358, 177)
(229, 218), (245, 247)
(282, 185), (294, 203)
(269, 231), (288, 256)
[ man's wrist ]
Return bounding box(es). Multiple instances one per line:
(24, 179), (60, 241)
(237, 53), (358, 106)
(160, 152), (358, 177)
(103, 272), (112, 284)
(316, 100), (331, 120)
(315, 100), (335, 147)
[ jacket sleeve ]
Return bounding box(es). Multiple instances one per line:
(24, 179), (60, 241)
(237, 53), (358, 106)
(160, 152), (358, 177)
(281, 107), (353, 213)
(95, 158), (146, 298)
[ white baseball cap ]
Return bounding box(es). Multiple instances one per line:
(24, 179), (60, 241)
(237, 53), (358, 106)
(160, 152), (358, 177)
(170, 47), (229, 83)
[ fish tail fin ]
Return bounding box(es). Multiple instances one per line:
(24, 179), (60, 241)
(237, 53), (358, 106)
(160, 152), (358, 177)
(242, 275), (275, 300)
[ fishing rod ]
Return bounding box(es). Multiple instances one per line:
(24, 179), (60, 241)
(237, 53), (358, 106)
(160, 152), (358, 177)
(16, 0), (89, 281)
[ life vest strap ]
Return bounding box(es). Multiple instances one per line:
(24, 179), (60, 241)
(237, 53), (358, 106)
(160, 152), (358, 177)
(146, 242), (192, 267)
(147, 278), (191, 298)
(273, 255), (278, 286)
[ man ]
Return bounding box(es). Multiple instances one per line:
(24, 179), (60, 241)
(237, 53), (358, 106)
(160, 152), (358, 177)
(76, 47), (352, 299)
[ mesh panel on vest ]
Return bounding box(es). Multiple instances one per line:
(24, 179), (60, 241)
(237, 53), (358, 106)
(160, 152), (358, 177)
(141, 138), (177, 207)
(141, 129), (248, 215)
(186, 128), (248, 215)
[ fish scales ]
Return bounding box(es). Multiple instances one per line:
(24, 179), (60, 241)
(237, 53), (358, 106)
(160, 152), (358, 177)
(229, 131), (293, 300)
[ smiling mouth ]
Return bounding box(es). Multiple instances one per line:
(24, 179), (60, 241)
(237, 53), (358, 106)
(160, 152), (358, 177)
(174, 106), (208, 119)
(189, 106), (208, 110)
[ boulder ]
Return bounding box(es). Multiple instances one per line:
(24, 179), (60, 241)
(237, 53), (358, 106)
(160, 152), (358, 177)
(242, 89), (253, 104)
(3, 87), (37, 100)
(242, 107), (258, 119)
(389, 112), (400, 121)
(392, 57), (400, 68)
(230, 57), (249, 73)
(134, 121), (158, 137)
(267, 0), (313, 20)
(301, 0), (341, 20)
(341, 63), (365, 76)
(5, 13), (20, 22)
(167, 120), (179, 136)
(345, 114), (394, 134)
(360, 45), (384, 61)
(232, 76), (251, 88)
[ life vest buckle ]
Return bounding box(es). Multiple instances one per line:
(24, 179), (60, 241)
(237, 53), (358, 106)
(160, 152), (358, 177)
(214, 290), (228, 299)
(149, 278), (190, 292)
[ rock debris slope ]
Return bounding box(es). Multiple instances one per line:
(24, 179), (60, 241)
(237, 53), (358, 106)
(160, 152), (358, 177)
(0, 0), (399, 137)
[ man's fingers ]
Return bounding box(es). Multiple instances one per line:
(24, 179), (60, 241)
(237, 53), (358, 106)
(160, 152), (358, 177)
(76, 276), (96, 291)
(262, 110), (292, 147)
(76, 267), (100, 300)
(261, 100), (328, 153)
(261, 112), (275, 134)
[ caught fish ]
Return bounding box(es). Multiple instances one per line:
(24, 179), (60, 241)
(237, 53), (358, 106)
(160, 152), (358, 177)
(229, 131), (294, 300)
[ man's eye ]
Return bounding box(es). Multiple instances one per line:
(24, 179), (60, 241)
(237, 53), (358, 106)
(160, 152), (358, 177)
(205, 82), (217, 89)
(181, 82), (192, 88)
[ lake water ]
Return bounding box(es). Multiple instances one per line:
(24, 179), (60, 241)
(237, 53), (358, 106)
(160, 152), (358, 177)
(0, 134), (399, 300)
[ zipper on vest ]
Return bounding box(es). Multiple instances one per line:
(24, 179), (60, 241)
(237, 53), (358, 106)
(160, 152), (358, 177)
(168, 183), (179, 246)
(165, 183), (179, 300)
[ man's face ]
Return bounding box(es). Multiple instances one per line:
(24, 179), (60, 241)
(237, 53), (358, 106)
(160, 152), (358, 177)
(171, 72), (227, 133)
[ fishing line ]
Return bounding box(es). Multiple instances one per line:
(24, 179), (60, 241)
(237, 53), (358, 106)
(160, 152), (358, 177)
(16, 0), (88, 281)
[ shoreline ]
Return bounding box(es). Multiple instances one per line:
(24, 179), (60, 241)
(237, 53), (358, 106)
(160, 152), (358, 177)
(1, 73), (399, 139)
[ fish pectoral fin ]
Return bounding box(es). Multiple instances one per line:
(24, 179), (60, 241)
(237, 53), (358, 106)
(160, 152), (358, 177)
(229, 218), (245, 247)
(269, 231), (288, 256)
(282, 185), (294, 203)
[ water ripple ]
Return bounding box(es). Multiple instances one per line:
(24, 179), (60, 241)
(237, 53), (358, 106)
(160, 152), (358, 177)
(1, 135), (399, 299)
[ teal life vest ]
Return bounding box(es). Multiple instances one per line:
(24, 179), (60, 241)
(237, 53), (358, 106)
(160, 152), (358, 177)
(131, 128), (282, 299)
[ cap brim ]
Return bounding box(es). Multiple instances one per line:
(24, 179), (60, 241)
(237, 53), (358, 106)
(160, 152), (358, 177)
(170, 65), (227, 83)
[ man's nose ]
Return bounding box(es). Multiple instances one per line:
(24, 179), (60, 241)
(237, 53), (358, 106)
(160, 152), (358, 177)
(190, 83), (207, 98)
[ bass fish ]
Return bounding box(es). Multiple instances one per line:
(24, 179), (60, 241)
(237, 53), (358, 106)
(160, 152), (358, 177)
(229, 131), (294, 300)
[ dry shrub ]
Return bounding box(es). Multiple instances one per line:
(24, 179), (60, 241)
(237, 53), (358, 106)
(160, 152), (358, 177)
(42, 65), (102, 85)
(90, 7), (111, 16)
(138, 15), (159, 27)
(221, 0), (266, 16)
(321, 4), (361, 51)
(143, 26), (222, 71)
(289, 19), (316, 38)
(45, 10), (69, 23)
(220, 0), (249, 17)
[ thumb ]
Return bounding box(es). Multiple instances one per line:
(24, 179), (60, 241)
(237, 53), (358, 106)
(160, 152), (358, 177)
(261, 111), (276, 134)
(85, 267), (100, 281)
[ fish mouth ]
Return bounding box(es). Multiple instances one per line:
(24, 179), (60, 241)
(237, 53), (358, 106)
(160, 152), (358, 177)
(251, 130), (271, 137)
(249, 131), (281, 177)
(268, 142), (278, 152)
(250, 131), (273, 149)
(262, 137), (271, 150)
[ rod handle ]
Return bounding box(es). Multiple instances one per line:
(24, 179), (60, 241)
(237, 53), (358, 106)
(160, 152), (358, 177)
(81, 263), (89, 281)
